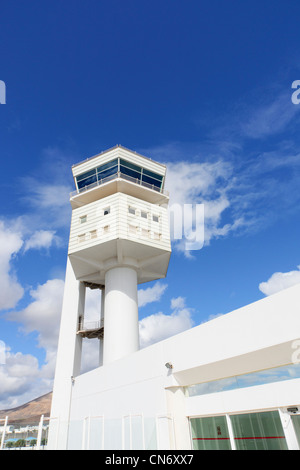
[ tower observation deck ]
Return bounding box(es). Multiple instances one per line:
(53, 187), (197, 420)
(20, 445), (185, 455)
(68, 145), (171, 288)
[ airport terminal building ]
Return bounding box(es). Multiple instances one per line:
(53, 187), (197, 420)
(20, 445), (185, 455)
(47, 147), (300, 450)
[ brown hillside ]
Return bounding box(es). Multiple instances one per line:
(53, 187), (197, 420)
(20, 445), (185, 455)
(0, 392), (52, 424)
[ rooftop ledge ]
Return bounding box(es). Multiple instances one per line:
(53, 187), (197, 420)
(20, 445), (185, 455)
(70, 171), (169, 208)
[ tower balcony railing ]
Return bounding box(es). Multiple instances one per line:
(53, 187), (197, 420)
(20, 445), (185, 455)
(77, 318), (104, 339)
(70, 171), (169, 198)
(78, 318), (104, 332)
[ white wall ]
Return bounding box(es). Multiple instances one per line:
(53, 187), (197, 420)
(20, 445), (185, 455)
(51, 283), (300, 450)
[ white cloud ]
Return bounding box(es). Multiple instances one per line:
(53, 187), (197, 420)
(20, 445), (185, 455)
(24, 229), (59, 252)
(139, 296), (194, 349)
(240, 92), (300, 139)
(259, 266), (300, 296)
(138, 282), (167, 307)
(170, 296), (186, 310)
(21, 180), (72, 231)
(0, 221), (24, 310)
(0, 351), (44, 409)
(8, 279), (64, 352)
(0, 278), (65, 407)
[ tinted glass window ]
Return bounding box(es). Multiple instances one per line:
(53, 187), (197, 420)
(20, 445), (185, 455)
(142, 168), (163, 182)
(97, 159), (118, 174)
(97, 165), (118, 181)
(142, 174), (162, 189)
(77, 174), (97, 190)
(231, 411), (288, 450)
(120, 159), (141, 173)
(120, 165), (141, 181)
(191, 416), (231, 451)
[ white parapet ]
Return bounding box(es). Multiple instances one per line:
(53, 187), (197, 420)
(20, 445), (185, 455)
(103, 266), (139, 365)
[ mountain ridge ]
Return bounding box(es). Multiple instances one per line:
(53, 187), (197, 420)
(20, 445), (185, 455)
(0, 392), (52, 424)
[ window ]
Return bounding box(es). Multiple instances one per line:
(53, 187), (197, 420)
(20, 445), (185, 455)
(128, 207), (136, 215)
(120, 159), (142, 182)
(74, 157), (164, 194)
(103, 225), (110, 234)
(90, 230), (97, 239)
(141, 168), (163, 190)
(191, 416), (231, 451)
(141, 211), (148, 219)
(152, 215), (159, 223)
(153, 232), (161, 240)
(291, 415), (300, 448)
(141, 229), (149, 238)
(128, 224), (138, 235)
(76, 169), (97, 191)
(103, 207), (110, 216)
(231, 411), (288, 450)
(80, 215), (87, 224)
(97, 159), (118, 181)
(190, 411), (288, 451)
(185, 363), (300, 398)
(78, 234), (86, 243)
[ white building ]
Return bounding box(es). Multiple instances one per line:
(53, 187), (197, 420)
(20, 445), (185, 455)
(48, 146), (300, 451)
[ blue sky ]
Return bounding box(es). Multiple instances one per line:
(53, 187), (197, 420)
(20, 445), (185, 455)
(1, 0), (300, 408)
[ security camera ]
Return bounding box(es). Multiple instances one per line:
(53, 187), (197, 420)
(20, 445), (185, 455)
(165, 362), (173, 369)
(287, 407), (299, 414)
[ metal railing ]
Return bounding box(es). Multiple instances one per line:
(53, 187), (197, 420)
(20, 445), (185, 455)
(0, 415), (49, 450)
(70, 172), (169, 198)
(78, 319), (104, 332)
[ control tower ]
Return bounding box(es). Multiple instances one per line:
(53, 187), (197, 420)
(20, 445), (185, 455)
(49, 145), (171, 447)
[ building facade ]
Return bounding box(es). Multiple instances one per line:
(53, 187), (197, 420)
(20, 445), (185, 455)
(48, 146), (300, 450)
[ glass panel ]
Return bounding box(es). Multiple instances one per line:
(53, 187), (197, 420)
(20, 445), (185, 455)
(88, 417), (104, 450)
(120, 159), (141, 173)
(186, 363), (300, 398)
(104, 418), (122, 450)
(292, 415), (300, 447)
(76, 171), (97, 190)
(120, 165), (141, 181)
(231, 411), (288, 450)
(76, 168), (97, 182)
(141, 174), (162, 189)
(123, 416), (131, 450)
(144, 418), (157, 450)
(191, 416), (231, 450)
(67, 419), (84, 450)
(97, 164), (118, 181)
(142, 168), (163, 181)
(97, 159), (118, 174)
(132, 416), (144, 450)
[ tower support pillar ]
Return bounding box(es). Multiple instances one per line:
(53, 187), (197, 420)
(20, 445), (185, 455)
(48, 258), (85, 449)
(103, 266), (139, 365)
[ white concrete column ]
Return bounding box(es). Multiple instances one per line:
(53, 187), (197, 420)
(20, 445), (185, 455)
(103, 266), (139, 365)
(165, 387), (191, 450)
(99, 287), (105, 367)
(279, 409), (300, 450)
(0, 416), (8, 450)
(47, 258), (86, 450)
(36, 414), (44, 450)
